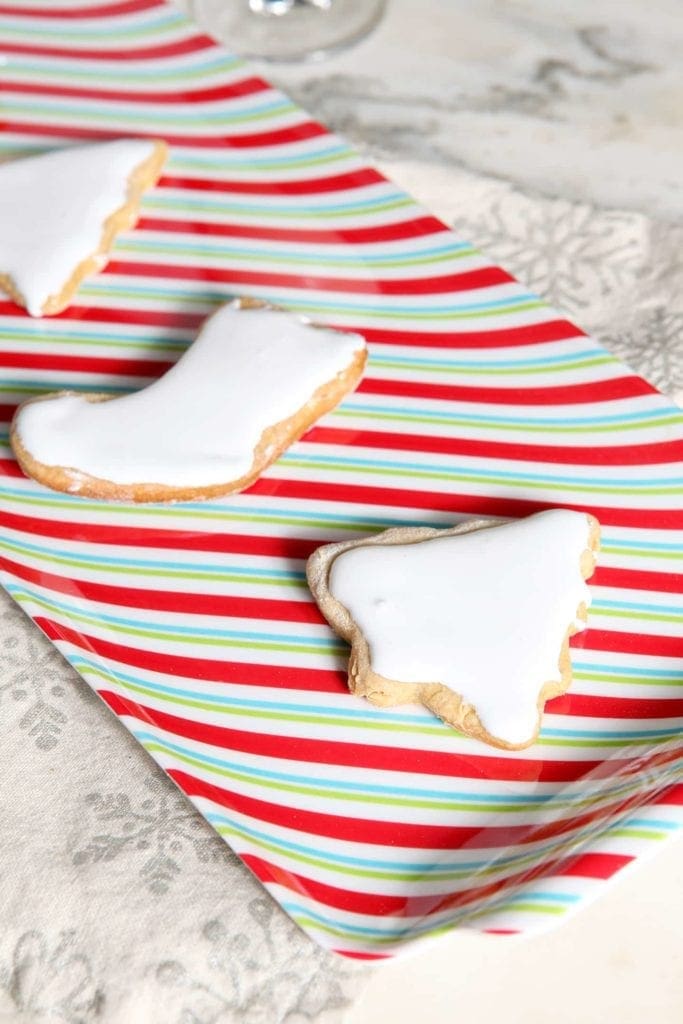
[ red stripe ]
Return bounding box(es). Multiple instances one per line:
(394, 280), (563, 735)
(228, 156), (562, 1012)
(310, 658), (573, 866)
(30, 622), (654, 784)
(0, 75), (270, 105)
(7, 550), (682, 706)
(654, 782), (683, 805)
(0, 554), (321, 624)
(0, 508), (319, 559)
(242, 854), (408, 917)
(0, 459), (25, 478)
(3, 455), (682, 531)
(158, 167), (385, 195)
(137, 214), (452, 245)
(243, 841), (641, 918)
(2, 118), (328, 149)
(549, 691), (683, 720)
(0, 350), (172, 377)
(0, 0), (161, 15)
(305, 425), (683, 467)
(0, 34), (214, 61)
(358, 375), (656, 406)
(103, 258), (512, 296)
(242, 850), (536, 919)
(37, 616), (347, 694)
(11, 555), (683, 698)
(245, 477), (683, 531)
(557, 851), (633, 880)
(167, 763), (670, 851)
(593, 566), (683, 595)
(581, 628), (683, 659)
(0, 299), (205, 329)
(2, 511), (680, 601)
(353, 322), (585, 349)
(25, 626), (683, 794)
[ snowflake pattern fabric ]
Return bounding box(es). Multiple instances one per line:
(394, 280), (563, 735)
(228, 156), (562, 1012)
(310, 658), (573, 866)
(1, 174), (681, 1020)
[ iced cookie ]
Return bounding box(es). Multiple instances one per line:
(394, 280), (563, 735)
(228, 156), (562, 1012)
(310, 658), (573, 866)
(307, 510), (600, 750)
(10, 299), (367, 503)
(0, 138), (167, 316)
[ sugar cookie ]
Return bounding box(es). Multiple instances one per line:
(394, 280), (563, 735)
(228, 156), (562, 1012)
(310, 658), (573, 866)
(307, 510), (600, 750)
(10, 299), (367, 503)
(0, 138), (167, 316)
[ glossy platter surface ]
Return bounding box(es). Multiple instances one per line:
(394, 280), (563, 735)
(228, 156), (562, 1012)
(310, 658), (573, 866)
(0, 0), (681, 959)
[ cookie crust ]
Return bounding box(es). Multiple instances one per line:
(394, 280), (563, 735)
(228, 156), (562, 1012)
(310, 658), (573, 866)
(10, 297), (367, 503)
(307, 515), (600, 750)
(0, 138), (168, 317)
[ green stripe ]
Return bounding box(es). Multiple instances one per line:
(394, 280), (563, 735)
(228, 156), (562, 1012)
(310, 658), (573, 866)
(601, 544), (683, 560)
(591, 606), (683, 625)
(4, 57), (244, 84)
(608, 826), (669, 840)
(369, 355), (614, 376)
(75, 283), (543, 320)
(0, 535), (306, 588)
(573, 671), (683, 687)
(0, 13), (188, 41)
(3, 98), (298, 126)
(115, 238), (475, 270)
(141, 194), (414, 219)
(0, 328), (188, 351)
(0, 487), (393, 533)
(10, 590), (343, 656)
(280, 455), (683, 496)
(334, 406), (683, 435)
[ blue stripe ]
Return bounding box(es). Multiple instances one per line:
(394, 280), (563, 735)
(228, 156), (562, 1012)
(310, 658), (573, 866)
(342, 400), (676, 427)
(168, 143), (351, 169)
(573, 661), (683, 678)
(262, 293), (539, 313)
(624, 818), (681, 830)
(6, 585), (331, 645)
(601, 536), (683, 552)
(0, 10), (189, 37)
(370, 347), (611, 370)
(200, 760), (683, 877)
(543, 726), (681, 739)
(144, 193), (410, 215)
(122, 238), (473, 263)
(0, 326), (189, 344)
(0, 483), (451, 527)
(0, 532), (305, 577)
(505, 891), (580, 904)
(206, 802), (666, 874)
(280, 902), (426, 938)
(594, 599), (683, 615)
(71, 655), (443, 728)
(281, 451), (683, 488)
(134, 729), (551, 804)
(5, 96), (296, 123)
(5, 54), (244, 77)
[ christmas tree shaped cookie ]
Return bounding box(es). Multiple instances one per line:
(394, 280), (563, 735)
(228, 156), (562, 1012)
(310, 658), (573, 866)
(307, 510), (600, 750)
(0, 138), (167, 316)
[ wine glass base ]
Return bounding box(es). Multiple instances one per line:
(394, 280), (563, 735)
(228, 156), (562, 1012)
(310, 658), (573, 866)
(192, 0), (387, 63)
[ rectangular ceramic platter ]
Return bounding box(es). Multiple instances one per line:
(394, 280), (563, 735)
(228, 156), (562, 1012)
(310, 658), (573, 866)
(0, 0), (681, 959)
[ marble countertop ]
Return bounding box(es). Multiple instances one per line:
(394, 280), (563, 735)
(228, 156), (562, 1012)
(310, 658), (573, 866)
(195, 0), (683, 219)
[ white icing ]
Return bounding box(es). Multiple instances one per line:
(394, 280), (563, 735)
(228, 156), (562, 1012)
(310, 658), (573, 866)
(15, 305), (366, 487)
(328, 510), (594, 746)
(0, 139), (158, 316)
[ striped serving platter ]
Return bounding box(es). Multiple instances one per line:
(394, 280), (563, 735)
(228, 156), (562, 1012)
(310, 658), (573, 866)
(0, 0), (682, 959)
